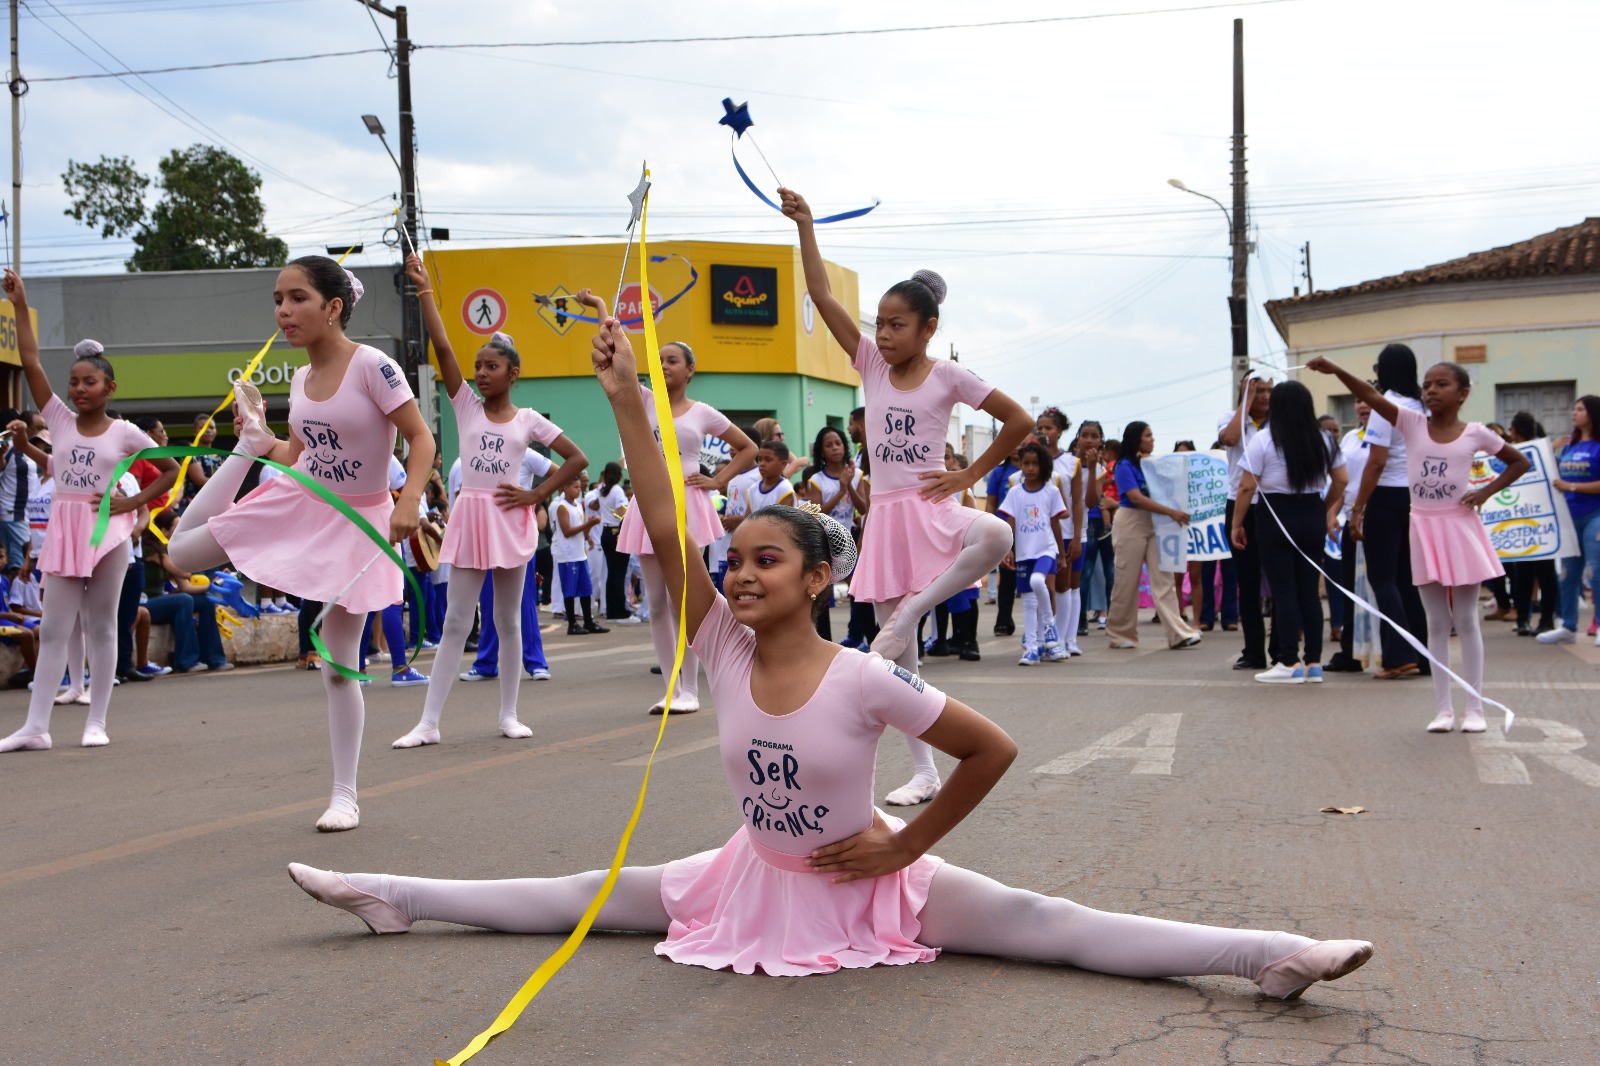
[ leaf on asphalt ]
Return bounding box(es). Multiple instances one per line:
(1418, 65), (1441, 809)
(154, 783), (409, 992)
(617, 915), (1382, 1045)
(1320, 805), (1367, 815)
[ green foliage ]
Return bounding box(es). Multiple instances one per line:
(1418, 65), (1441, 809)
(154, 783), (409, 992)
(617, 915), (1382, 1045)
(62, 144), (290, 272)
(61, 155), (148, 240)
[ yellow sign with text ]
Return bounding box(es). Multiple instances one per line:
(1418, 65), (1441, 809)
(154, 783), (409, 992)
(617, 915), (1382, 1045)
(0, 302), (37, 367)
(422, 240), (860, 386)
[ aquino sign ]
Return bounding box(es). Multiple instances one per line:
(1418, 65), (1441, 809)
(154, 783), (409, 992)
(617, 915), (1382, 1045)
(711, 264), (779, 326)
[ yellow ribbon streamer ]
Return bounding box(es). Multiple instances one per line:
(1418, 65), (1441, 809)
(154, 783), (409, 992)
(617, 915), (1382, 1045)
(436, 173), (690, 1066)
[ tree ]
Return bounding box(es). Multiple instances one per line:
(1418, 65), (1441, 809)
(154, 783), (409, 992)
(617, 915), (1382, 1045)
(62, 144), (289, 272)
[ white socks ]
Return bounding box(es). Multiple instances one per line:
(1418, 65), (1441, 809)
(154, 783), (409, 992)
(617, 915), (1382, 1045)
(642, 555), (698, 703)
(874, 597), (940, 800)
(1418, 583), (1486, 721)
(316, 606), (366, 831)
(341, 865), (672, 934)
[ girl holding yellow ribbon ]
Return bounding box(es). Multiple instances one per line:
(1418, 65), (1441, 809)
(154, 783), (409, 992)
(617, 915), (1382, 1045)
(168, 256), (435, 832)
(288, 316), (1374, 1003)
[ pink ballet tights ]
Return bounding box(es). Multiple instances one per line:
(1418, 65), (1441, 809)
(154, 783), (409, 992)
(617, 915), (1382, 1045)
(342, 861), (1313, 981)
(0, 542), (128, 751)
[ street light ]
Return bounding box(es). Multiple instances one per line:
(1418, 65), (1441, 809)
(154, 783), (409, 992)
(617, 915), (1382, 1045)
(1169, 177), (1249, 393)
(361, 114), (403, 178)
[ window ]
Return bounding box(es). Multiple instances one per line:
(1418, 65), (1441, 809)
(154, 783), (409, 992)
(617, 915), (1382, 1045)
(1496, 381), (1574, 438)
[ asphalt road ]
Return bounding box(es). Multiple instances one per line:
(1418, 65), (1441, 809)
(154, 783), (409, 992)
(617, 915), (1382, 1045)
(4, 607), (1598, 1065)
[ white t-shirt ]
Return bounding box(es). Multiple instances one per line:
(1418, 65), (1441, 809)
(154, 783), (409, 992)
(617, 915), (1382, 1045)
(998, 481), (1067, 563)
(711, 467), (763, 571)
(744, 476), (796, 513)
(1362, 392), (1426, 489)
(590, 483), (627, 529)
(1338, 427), (1370, 516)
(551, 497), (589, 564)
(1217, 411), (1264, 501)
(1241, 425), (1345, 495)
(8, 570), (40, 613)
(27, 476), (52, 557)
(807, 468), (861, 528)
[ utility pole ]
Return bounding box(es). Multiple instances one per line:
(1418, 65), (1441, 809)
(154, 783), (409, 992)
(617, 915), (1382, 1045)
(1229, 17), (1248, 394)
(9, 0), (23, 271)
(358, 1), (421, 395)
(1301, 240), (1314, 294)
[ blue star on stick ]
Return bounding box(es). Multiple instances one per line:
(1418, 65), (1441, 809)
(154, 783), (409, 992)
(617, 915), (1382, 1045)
(719, 97), (754, 138)
(718, 97), (781, 187)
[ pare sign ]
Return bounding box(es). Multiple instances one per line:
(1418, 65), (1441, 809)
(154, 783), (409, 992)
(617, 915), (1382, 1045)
(616, 283), (663, 333)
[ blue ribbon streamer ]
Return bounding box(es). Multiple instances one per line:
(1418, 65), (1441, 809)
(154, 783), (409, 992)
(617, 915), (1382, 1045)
(730, 143), (879, 223)
(546, 256), (698, 326)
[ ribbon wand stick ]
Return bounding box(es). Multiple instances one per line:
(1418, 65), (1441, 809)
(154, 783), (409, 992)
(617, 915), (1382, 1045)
(613, 162), (651, 315)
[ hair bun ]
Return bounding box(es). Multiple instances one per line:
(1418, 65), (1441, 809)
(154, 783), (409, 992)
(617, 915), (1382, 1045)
(910, 269), (947, 305)
(816, 512), (858, 580)
(490, 331), (516, 349)
(344, 269), (365, 306)
(73, 339), (105, 359)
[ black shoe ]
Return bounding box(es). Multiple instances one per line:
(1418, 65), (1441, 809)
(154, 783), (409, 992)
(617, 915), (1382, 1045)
(583, 621), (610, 634)
(1076, 625), (1089, 637)
(567, 624), (587, 636)
(7, 668), (33, 689)
(1323, 654), (1363, 673)
(993, 624), (1014, 637)
(117, 670), (153, 683)
(1515, 623), (1534, 636)
(650, 665), (662, 675)
(1232, 655), (1266, 671)
(464, 639), (478, 652)
(959, 645), (982, 662)
(926, 639), (951, 657)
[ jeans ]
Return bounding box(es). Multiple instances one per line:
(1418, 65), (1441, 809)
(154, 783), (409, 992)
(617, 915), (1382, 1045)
(146, 592), (228, 671)
(1083, 515), (1115, 614)
(1226, 499), (1275, 665)
(1557, 508), (1600, 632)
(475, 565), (547, 675)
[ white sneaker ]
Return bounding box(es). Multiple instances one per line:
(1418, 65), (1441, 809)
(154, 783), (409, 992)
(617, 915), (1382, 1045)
(1536, 627), (1575, 644)
(527, 668), (552, 681)
(1043, 642), (1069, 662)
(616, 615), (644, 625)
(1255, 663), (1306, 685)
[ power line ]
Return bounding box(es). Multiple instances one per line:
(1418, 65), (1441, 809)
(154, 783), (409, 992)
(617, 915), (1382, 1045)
(28, 47), (387, 82)
(423, 0), (1305, 50)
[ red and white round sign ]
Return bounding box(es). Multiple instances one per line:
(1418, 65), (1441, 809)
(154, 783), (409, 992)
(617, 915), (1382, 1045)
(462, 288), (508, 336)
(616, 283), (662, 333)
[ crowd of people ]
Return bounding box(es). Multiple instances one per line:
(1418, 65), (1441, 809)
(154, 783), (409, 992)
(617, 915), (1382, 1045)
(9, 205), (1600, 1005)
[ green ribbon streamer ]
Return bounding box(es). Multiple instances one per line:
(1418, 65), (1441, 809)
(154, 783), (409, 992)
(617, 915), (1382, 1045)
(90, 445), (424, 680)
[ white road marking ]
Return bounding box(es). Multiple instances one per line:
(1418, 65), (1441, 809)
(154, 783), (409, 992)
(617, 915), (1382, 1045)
(614, 734), (722, 767)
(1471, 717), (1600, 786)
(1031, 713), (1182, 776)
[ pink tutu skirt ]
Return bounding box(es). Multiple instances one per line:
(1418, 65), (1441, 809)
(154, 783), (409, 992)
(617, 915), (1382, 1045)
(657, 815), (943, 977)
(439, 487), (537, 570)
(1410, 506), (1505, 587)
(617, 486), (722, 555)
(38, 494), (136, 578)
(851, 486), (983, 603)
(209, 476), (402, 613)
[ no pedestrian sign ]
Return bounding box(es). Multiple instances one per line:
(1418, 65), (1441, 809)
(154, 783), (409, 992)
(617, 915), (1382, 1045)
(462, 288), (508, 336)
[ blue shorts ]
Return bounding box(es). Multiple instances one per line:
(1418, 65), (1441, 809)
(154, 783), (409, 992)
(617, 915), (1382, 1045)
(941, 587), (979, 613)
(1071, 549), (1085, 574)
(557, 561), (593, 600)
(1015, 555), (1058, 585)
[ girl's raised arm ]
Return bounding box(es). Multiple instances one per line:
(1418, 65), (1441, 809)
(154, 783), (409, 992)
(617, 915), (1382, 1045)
(1306, 357), (1398, 426)
(406, 254), (464, 399)
(591, 318), (717, 642)
(3, 271), (49, 411)
(780, 189), (861, 355)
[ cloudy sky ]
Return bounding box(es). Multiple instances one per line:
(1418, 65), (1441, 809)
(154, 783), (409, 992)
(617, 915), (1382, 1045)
(8, 0), (1596, 444)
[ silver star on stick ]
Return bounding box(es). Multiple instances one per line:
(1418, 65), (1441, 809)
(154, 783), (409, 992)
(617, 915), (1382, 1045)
(614, 161), (651, 317)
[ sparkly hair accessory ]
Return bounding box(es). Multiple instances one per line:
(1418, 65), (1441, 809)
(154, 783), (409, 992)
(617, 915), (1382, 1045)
(344, 269), (365, 305)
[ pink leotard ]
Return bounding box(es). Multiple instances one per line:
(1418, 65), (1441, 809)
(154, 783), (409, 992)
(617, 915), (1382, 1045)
(634, 385), (731, 478)
(450, 387), (561, 491)
(290, 345), (414, 496)
(692, 595), (948, 862)
(854, 335), (992, 496)
(43, 395), (157, 498)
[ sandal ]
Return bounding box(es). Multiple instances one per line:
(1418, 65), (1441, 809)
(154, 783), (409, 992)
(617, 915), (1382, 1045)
(1374, 662), (1419, 680)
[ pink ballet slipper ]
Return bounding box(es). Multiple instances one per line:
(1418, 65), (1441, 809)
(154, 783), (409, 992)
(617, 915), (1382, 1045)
(0, 731), (51, 752)
(287, 863), (411, 934)
(1255, 939), (1373, 1000)
(234, 380), (278, 457)
(314, 804), (360, 832)
(392, 725), (440, 749)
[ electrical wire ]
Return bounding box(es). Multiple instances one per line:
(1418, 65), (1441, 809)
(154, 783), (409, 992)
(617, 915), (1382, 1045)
(27, 47), (388, 82)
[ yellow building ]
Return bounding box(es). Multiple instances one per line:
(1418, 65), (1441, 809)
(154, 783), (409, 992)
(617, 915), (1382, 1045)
(423, 240), (862, 472)
(1265, 218), (1600, 433)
